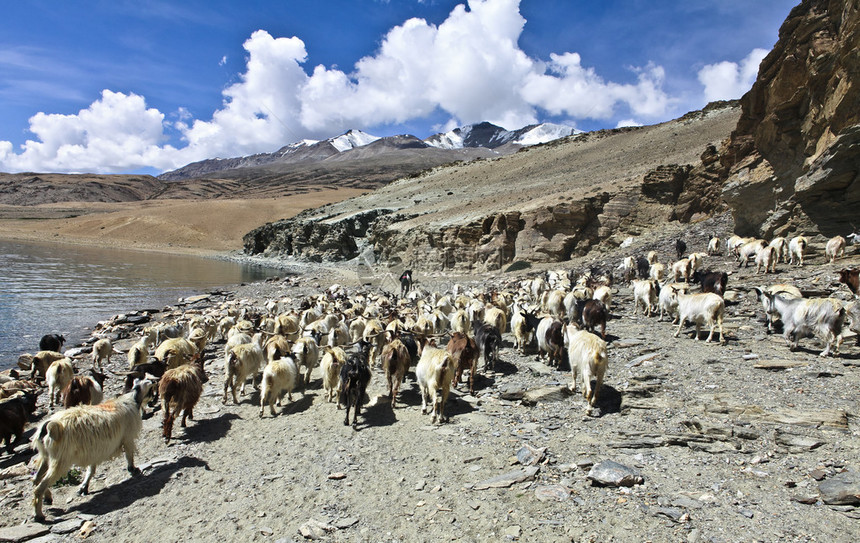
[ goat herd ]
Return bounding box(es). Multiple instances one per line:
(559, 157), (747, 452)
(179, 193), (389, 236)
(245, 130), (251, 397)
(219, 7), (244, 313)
(1, 231), (859, 522)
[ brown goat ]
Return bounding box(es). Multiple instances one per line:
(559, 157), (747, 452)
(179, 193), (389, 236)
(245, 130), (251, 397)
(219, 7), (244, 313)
(159, 354), (206, 443)
(446, 332), (479, 395)
(381, 338), (410, 408)
(62, 370), (107, 408)
(839, 268), (859, 295)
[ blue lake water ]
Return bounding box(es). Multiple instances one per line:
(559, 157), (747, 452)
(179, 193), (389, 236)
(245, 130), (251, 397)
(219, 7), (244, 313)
(0, 240), (282, 369)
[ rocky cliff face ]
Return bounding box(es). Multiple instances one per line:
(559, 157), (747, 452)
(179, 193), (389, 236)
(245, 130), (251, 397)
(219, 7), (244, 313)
(722, 0), (859, 237)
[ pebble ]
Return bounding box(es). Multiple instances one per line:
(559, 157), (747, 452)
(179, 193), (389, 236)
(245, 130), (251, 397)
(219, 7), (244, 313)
(0, 523), (51, 543)
(587, 460), (644, 487)
(818, 470), (860, 505)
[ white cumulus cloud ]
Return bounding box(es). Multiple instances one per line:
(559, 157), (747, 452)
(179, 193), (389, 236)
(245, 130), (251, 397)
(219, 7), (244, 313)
(698, 48), (768, 102)
(0, 0), (676, 174)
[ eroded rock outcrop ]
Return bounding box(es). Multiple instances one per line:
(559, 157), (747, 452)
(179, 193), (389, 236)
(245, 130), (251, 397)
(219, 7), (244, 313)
(721, 0), (859, 237)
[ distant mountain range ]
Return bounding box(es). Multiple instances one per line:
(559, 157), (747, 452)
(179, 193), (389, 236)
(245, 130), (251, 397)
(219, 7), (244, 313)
(158, 122), (579, 181)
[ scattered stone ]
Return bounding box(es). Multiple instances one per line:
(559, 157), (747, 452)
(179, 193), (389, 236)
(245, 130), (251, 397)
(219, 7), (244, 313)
(738, 509), (755, 519)
(50, 518), (84, 535)
(515, 444), (546, 466)
(809, 469), (827, 481)
(775, 432), (825, 453)
(534, 485), (570, 502)
(791, 494), (819, 505)
(521, 386), (571, 405)
(498, 386), (525, 401)
(819, 470), (860, 505)
(334, 517), (359, 529)
(415, 479), (426, 491)
(473, 466), (540, 490)
(613, 339), (644, 349)
(259, 526), (274, 536)
(0, 524), (51, 543)
(327, 472), (347, 480)
(298, 520), (335, 540)
(753, 360), (810, 370)
(650, 507), (685, 522)
(0, 463), (30, 480)
(587, 460), (644, 487)
(627, 353), (660, 367)
(463, 456), (483, 464)
(78, 521), (96, 539)
(671, 496), (704, 510)
(503, 525), (521, 539)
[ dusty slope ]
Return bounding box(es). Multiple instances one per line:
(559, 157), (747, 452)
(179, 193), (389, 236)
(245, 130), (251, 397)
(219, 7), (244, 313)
(0, 189), (367, 253)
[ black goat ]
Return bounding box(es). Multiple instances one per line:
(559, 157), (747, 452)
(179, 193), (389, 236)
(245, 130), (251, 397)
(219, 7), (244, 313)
(675, 238), (687, 260)
(692, 270), (728, 296)
(340, 340), (372, 429)
(39, 334), (65, 352)
(399, 270), (413, 298)
(473, 321), (502, 372)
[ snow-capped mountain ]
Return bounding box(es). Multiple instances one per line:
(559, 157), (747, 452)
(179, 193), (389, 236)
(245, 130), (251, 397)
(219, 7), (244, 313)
(424, 122), (579, 150)
(158, 124), (577, 181)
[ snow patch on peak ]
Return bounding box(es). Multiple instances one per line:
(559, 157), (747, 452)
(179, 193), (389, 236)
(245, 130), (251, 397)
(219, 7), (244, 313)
(329, 130), (380, 152)
(513, 123), (580, 146)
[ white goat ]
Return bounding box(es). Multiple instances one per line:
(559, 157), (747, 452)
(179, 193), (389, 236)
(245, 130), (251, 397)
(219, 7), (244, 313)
(154, 337), (197, 370)
(593, 285), (612, 311)
(649, 262), (666, 282)
(759, 292), (844, 357)
(788, 235), (808, 266)
(31, 378), (156, 521)
(259, 354), (298, 417)
(769, 237), (788, 263)
(707, 236), (721, 256)
(46, 358), (75, 408)
(631, 279), (658, 316)
(753, 284), (803, 333)
(416, 346), (454, 424)
(320, 346), (347, 404)
(126, 339), (149, 370)
(658, 283), (688, 323)
(825, 235), (846, 263)
(755, 245), (777, 274)
(669, 288), (725, 344)
(292, 336), (320, 386)
(564, 325), (608, 408)
(223, 342), (264, 404)
(90, 339), (112, 370)
(738, 239), (767, 268)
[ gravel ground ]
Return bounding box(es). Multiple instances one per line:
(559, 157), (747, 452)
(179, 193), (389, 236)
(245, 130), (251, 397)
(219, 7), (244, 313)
(1, 224), (858, 543)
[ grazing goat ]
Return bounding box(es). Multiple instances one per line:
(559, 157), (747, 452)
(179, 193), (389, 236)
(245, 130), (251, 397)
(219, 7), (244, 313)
(737, 239), (767, 268)
(511, 308), (536, 354)
(675, 238), (687, 260)
(320, 346), (347, 404)
(46, 358), (75, 408)
(259, 353), (298, 417)
(473, 321), (502, 372)
(647, 251), (658, 265)
(446, 332), (479, 395)
(0, 390), (40, 454)
(39, 334), (65, 353)
(564, 325), (608, 408)
(636, 256), (651, 280)
(769, 237), (788, 263)
(658, 283), (688, 323)
(29, 351), (65, 381)
(63, 370), (107, 408)
(340, 340), (372, 428)
(673, 257), (694, 282)
(755, 245), (777, 274)
(618, 256), (636, 282)
(649, 262), (666, 282)
(154, 337), (197, 370)
(382, 338), (410, 407)
(31, 378), (156, 521)
(126, 339), (149, 370)
(223, 343), (264, 404)
(292, 336), (320, 387)
(752, 285), (803, 333)
(788, 235), (808, 266)
(707, 235), (721, 256)
(400, 270), (413, 298)
(160, 354), (206, 441)
(483, 306), (507, 333)
(758, 292), (844, 357)
(692, 270), (728, 296)
(416, 346), (454, 424)
(593, 285), (612, 311)
(839, 268), (859, 295)
(581, 299), (608, 339)
(531, 315), (564, 367)
(631, 279), (658, 317)
(669, 288), (725, 344)
(825, 235), (846, 263)
(90, 338), (112, 370)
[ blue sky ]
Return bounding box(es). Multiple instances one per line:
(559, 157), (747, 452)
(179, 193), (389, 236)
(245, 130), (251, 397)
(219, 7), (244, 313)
(0, 0), (799, 174)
